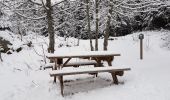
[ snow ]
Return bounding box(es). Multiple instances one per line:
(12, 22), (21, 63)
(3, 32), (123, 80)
(47, 51), (120, 58)
(33, 0), (75, 4)
(50, 67), (130, 75)
(0, 30), (170, 100)
(44, 63), (55, 67)
(0, 30), (24, 50)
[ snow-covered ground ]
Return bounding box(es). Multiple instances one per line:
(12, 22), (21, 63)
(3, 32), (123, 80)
(0, 30), (170, 100)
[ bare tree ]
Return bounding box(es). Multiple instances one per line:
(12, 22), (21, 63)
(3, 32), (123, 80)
(45, 0), (55, 53)
(1, 0), (55, 53)
(103, 0), (113, 51)
(86, 0), (94, 51)
(95, 0), (99, 51)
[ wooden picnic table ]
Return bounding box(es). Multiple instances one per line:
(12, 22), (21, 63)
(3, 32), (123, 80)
(47, 51), (121, 82)
(46, 51), (131, 96)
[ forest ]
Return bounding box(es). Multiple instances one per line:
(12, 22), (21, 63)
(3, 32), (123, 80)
(0, 0), (170, 53)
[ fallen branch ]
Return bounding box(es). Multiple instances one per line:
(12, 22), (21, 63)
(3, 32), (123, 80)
(33, 47), (44, 57)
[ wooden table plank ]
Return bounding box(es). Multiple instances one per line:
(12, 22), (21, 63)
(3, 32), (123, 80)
(47, 51), (121, 59)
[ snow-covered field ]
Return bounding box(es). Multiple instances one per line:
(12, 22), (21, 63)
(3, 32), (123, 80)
(0, 30), (170, 100)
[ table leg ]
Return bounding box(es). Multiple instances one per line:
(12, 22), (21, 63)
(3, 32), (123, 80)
(111, 72), (118, 85)
(116, 71), (124, 76)
(107, 56), (114, 66)
(92, 57), (102, 77)
(108, 61), (112, 66)
(92, 57), (102, 67)
(54, 59), (58, 83)
(53, 58), (63, 82)
(59, 76), (64, 96)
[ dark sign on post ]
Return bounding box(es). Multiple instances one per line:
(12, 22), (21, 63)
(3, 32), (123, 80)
(139, 34), (144, 39)
(139, 34), (144, 60)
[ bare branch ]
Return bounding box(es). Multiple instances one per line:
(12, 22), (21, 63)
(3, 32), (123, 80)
(28, 0), (42, 6)
(15, 12), (46, 20)
(41, 0), (48, 11)
(0, 1), (46, 20)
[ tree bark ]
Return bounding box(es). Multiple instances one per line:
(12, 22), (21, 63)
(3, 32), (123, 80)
(46, 0), (55, 53)
(0, 51), (2, 62)
(18, 25), (22, 41)
(95, 0), (99, 51)
(86, 0), (94, 51)
(103, 0), (113, 51)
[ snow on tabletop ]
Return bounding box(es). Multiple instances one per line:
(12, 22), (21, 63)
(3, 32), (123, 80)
(47, 51), (120, 58)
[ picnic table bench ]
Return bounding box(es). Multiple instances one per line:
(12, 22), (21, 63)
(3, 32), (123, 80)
(50, 67), (131, 96)
(43, 60), (98, 70)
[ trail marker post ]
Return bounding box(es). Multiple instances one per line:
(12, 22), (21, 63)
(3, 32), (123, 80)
(139, 34), (144, 60)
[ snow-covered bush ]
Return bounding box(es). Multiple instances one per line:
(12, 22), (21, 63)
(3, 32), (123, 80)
(0, 37), (12, 53)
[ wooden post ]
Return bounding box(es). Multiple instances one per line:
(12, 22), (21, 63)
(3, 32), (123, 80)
(139, 34), (144, 60)
(140, 39), (143, 60)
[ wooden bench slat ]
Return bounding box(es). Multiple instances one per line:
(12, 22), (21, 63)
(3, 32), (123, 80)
(43, 63), (55, 69)
(50, 67), (131, 76)
(43, 61), (98, 69)
(64, 60), (97, 67)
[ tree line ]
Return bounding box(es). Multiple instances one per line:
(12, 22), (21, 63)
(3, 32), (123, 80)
(0, 0), (170, 52)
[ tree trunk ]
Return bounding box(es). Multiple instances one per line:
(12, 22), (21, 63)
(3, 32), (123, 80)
(103, 0), (113, 51)
(95, 0), (99, 51)
(0, 51), (2, 62)
(46, 0), (55, 53)
(86, 0), (94, 51)
(103, 20), (110, 51)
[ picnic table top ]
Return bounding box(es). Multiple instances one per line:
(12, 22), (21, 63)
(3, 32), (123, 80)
(46, 51), (121, 59)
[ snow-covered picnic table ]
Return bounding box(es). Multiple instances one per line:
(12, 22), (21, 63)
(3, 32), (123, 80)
(46, 51), (130, 96)
(46, 51), (121, 81)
